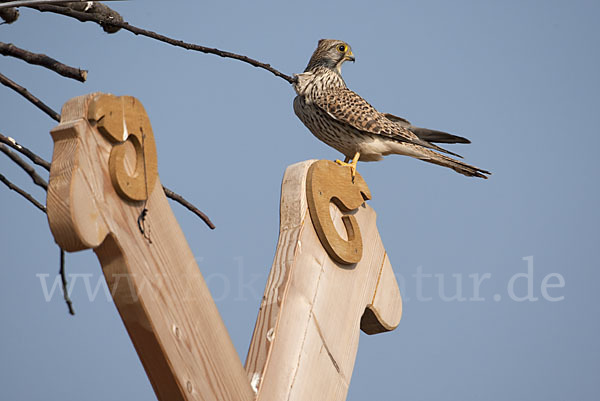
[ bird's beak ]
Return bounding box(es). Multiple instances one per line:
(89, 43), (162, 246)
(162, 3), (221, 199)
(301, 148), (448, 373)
(345, 50), (355, 63)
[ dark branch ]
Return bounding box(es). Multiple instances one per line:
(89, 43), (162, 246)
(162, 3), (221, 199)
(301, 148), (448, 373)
(0, 72), (61, 121)
(0, 41), (215, 229)
(0, 0), (124, 10)
(162, 186), (215, 230)
(31, 2), (124, 33)
(0, 41), (87, 82)
(0, 134), (73, 317)
(0, 6), (18, 23)
(0, 144), (48, 189)
(0, 133), (51, 171)
(59, 248), (75, 315)
(0, 172), (46, 212)
(29, 4), (297, 84)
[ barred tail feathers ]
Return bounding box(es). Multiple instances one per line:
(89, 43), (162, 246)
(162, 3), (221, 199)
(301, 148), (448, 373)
(421, 149), (491, 179)
(390, 142), (491, 179)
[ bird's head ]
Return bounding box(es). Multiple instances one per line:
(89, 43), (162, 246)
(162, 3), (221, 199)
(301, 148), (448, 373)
(304, 39), (355, 74)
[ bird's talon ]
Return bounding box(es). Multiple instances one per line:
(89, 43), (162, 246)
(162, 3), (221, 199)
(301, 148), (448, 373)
(334, 158), (358, 180)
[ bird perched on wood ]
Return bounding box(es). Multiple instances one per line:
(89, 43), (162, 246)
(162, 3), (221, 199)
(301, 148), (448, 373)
(293, 39), (490, 179)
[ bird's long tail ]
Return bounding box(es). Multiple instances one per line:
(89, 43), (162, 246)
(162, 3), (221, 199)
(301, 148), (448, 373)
(395, 143), (491, 179)
(421, 149), (491, 178)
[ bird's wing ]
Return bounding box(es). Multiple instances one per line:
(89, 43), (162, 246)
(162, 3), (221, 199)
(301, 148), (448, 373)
(383, 113), (471, 144)
(313, 88), (462, 157)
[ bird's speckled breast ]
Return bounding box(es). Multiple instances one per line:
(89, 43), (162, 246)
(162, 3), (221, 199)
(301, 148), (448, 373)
(293, 69), (371, 158)
(294, 95), (382, 159)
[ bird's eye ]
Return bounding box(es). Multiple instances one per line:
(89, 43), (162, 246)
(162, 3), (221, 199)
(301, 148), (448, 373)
(337, 44), (347, 53)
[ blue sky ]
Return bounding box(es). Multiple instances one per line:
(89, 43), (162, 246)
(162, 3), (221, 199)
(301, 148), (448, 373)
(1, 1), (599, 400)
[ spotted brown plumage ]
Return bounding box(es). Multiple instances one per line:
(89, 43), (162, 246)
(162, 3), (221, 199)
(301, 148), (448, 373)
(293, 39), (491, 179)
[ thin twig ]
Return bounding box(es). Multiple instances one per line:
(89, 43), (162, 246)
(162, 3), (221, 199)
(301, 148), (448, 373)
(0, 144), (48, 189)
(0, 0), (124, 9)
(162, 186), (215, 229)
(0, 133), (51, 171)
(0, 72), (60, 121)
(0, 150), (72, 316)
(30, 4), (297, 84)
(0, 172), (46, 212)
(59, 248), (75, 315)
(0, 170), (67, 318)
(0, 41), (87, 82)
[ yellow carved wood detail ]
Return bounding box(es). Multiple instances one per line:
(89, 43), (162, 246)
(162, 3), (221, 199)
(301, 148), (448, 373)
(306, 160), (372, 265)
(87, 94), (158, 201)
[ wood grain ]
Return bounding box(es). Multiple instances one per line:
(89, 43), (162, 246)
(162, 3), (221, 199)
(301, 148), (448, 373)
(46, 93), (254, 401)
(245, 160), (403, 401)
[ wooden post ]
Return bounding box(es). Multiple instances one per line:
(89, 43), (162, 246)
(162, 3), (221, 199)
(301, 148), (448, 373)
(47, 93), (254, 401)
(246, 159), (402, 401)
(46, 93), (402, 401)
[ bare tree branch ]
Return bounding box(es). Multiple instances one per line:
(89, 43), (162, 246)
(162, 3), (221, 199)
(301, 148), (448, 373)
(0, 144), (48, 189)
(0, 138), (72, 316)
(29, 4), (297, 84)
(0, 132), (51, 171)
(0, 72), (61, 121)
(1, 6), (219, 228)
(59, 248), (75, 315)
(0, 6), (18, 23)
(0, 0), (124, 10)
(24, 2), (125, 33)
(0, 172), (46, 212)
(162, 186), (215, 230)
(0, 41), (87, 82)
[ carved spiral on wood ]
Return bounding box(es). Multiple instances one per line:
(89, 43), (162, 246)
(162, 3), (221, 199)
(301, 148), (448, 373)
(87, 94), (158, 201)
(306, 160), (372, 265)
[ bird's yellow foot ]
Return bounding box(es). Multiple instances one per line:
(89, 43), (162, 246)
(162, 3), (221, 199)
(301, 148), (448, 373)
(335, 159), (357, 178)
(335, 152), (360, 179)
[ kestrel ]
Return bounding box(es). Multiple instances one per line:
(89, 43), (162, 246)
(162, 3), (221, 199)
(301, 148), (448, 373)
(293, 39), (491, 179)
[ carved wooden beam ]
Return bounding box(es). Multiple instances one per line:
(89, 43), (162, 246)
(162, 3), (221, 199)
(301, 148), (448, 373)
(246, 159), (402, 401)
(46, 93), (254, 401)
